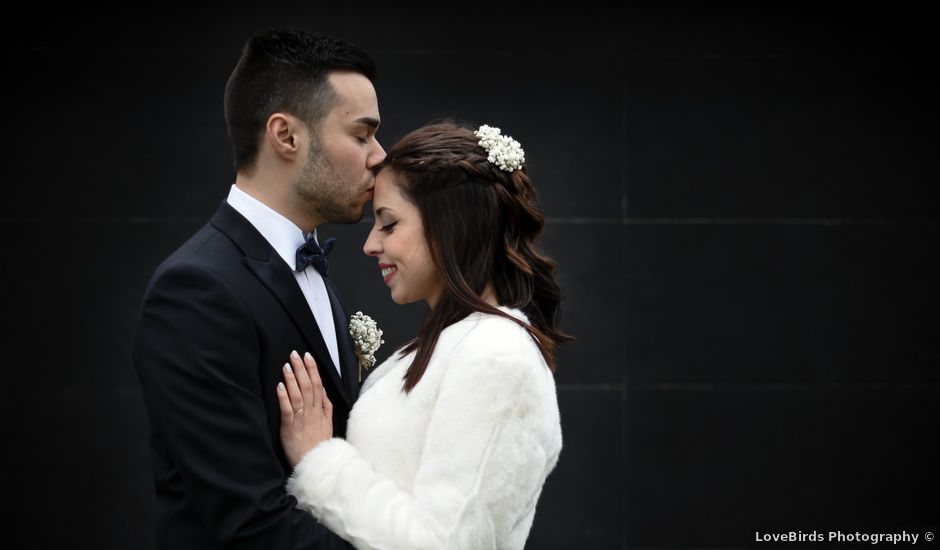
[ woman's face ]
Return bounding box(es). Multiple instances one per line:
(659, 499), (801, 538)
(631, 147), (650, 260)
(363, 170), (444, 308)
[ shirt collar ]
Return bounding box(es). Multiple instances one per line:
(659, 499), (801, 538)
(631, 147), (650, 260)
(226, 184), (318, 269)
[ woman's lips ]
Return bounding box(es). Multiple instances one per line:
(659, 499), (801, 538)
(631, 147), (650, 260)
(379, 263), (397, 284)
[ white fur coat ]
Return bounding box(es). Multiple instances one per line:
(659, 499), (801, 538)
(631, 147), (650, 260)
(287, 306), (562, 550)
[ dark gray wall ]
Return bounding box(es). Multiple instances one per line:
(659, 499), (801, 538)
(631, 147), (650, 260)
(3, 3), (937, 549)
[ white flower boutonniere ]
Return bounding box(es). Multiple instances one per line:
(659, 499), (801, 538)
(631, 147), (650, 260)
(349, 311), (384, 382)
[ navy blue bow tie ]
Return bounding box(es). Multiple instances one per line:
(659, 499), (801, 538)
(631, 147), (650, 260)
(295, 235), (335, 277)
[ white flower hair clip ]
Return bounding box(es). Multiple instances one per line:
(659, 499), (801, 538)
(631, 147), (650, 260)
(474, 124), (525, 172)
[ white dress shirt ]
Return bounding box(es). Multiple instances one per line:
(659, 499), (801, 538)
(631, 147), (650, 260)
(226, 184), (341, 376)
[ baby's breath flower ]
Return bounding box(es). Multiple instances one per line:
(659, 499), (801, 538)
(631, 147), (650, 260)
(349, 311), (384, 381)
(474, 124), (525, 172)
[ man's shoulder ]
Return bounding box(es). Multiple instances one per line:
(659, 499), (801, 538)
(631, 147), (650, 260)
(144, 222), (246, 293)
(158, 222), (238, 271)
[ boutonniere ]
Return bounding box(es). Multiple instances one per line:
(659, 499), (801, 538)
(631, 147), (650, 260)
(349, 311), (384, 382)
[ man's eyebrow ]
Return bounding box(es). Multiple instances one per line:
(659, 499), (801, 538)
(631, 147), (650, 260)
(355, 116), (380, 129)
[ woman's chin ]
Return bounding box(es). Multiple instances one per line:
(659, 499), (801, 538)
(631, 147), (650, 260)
(390, 291), (421, 306)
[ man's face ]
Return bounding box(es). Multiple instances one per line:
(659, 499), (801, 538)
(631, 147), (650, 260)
(294, 71), (386, 224)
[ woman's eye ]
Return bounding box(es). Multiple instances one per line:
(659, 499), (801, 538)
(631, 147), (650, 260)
(380, 221), (398, 232)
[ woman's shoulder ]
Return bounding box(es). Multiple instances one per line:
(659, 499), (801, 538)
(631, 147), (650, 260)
(442, 306), (543, 366)
(433, 307), (556, 409)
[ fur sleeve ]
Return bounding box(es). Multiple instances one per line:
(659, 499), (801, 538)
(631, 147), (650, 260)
(286, 348), (561, 550)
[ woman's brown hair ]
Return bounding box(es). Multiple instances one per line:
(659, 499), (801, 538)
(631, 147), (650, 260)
(379, 121), (573, 392)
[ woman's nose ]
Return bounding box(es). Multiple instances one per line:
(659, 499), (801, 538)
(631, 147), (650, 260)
(363, 229), (381, 256)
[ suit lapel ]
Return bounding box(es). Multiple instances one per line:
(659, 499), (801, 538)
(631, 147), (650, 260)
(210, 201), (349, 405)
(325, 278), (361, 401)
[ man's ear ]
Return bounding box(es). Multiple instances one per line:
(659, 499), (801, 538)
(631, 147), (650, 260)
(265, 113), (304, 160)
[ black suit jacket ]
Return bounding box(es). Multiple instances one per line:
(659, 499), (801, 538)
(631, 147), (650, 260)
(133, 201), (360, 549)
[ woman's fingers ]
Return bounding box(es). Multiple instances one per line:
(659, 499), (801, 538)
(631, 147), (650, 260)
(281, 362), (305, 417)
(289, 351), (315, 413)
(281, 350), (329, 422)
(302, 352), (323, 411)
(276, 382), (293, 424)
(321, 386), (333, 420)
(277, 351), (333, 468)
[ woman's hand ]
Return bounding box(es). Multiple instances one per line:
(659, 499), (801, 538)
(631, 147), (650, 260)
(277, 350), (333, 467)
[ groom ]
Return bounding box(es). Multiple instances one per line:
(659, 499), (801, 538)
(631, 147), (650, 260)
(132, 29), (385, 549)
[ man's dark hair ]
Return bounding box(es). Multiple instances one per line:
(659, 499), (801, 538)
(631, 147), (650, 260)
(224, 28), (377, 172)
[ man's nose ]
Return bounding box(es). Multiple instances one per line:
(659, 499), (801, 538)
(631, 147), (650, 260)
(368, 141), (387, 168)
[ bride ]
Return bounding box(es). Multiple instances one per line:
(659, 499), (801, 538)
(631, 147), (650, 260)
(276, 121), (572, 549)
